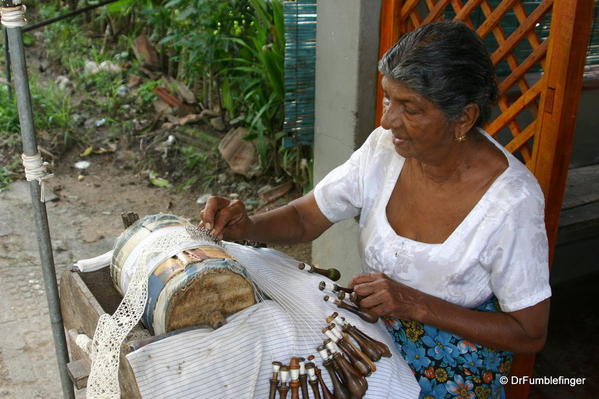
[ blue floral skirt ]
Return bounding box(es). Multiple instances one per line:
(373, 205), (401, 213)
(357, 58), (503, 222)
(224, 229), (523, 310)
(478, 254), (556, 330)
(383, 296), (512, 399)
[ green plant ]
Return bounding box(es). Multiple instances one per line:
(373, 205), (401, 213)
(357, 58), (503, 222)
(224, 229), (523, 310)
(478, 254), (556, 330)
(0, 163), (16, 190)
(0, 92), (20, 135)
(181, 145), (208, 169)
(136, 79), (160, 107)
(219, 0), (285, 173)
(27, 0), (314, 189)
(159, 0), (255, 102)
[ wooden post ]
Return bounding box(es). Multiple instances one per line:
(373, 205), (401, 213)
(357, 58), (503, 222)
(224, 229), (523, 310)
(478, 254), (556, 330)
(376, 0), (403, 125)
(531, 0), (596, 261)
(509, 1), (595, 397)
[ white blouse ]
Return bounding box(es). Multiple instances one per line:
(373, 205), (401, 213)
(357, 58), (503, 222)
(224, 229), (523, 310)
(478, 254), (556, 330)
(314, 127), (551, 312)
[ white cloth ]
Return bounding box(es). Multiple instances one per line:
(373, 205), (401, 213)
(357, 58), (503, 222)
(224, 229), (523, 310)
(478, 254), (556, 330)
(314, 127), (551, 312)
(126, 244), (421, 399)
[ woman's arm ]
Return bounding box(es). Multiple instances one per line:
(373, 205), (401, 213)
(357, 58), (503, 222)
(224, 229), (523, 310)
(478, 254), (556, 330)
(350, 273), (550, 353)
(200, 192), (333, 244)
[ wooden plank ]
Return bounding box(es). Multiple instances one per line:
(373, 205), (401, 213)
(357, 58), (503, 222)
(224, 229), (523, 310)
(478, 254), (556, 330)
(450, 0), (478, 29)
(561, 164), (599, 210)
(475, 0), (518, 38)
(531, 0), (595, 250)
(60, 270), (105, 337)
(496, 98), (532, 161)
(480, 0), (530, 97)
(376, 0), (403, 126)
(486, 77), (544, 135)
(479, 0), (533, 161)
(512, 1), (546, 70)
(504, 120), (536, 153)
(454, 0), (484, 22)
(409, 7), (422, 28)
(60, 270), (143, 398)
(424, 0), (436, 13)
(498, 39), (548, 95)
(400, 0), (424, 21)
(67, 359), (90, 390)
(489, 0), (553, 66)
(422, 0), (452, 25)
(78, 268), (122, 315)
(66, 329), (91, 370)
(450, 0), (475, 28)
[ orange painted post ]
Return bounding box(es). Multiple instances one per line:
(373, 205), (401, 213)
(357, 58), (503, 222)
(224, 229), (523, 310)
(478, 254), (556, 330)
(531, 0), (596, 259)
(376, 0), (403, 125)
(505, 0), (595, 397)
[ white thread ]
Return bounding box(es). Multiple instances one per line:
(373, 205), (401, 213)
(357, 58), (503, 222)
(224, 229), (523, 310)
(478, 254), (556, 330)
(1, 5), (27, 28)
(279, 368), (290, 384)
(320, 281), (335, 292)
(75, 333), (93, 355)
(290, 368), (300, 380)
(326, 328), (339, 342)
(299, 359), (306, 375)
(326, 340), (340, 354)
(21, 152), (53, 202)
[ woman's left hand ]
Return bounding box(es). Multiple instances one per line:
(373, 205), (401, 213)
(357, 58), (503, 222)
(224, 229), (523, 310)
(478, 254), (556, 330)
(349, 273), (427, 321)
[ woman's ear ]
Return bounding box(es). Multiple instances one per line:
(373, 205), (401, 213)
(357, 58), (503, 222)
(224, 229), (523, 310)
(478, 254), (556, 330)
(454, 103), (480, 139)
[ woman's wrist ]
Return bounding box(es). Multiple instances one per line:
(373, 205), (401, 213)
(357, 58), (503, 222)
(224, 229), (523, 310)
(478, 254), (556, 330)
(245, 215), (259, 240)
(408, 290), (436, 324)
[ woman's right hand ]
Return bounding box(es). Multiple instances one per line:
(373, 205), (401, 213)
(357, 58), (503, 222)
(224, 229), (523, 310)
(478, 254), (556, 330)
(199, 196), (253, 241)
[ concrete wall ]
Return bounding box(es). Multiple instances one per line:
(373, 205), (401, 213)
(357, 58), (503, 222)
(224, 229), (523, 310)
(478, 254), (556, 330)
(311, 0), (381, 285)
(569, 88), (599, 168)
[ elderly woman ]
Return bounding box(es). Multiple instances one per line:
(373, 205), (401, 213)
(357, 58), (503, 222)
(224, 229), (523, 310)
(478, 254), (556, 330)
(201, 21), (551, 399)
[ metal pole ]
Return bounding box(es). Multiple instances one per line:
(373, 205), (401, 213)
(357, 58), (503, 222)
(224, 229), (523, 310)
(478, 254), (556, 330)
(3, 26), (11, 99)
(23, 0), (119, 33)
(2, 1), (74, 398)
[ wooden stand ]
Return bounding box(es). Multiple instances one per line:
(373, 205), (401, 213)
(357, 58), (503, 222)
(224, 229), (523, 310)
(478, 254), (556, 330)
(60, 267), (143, 397)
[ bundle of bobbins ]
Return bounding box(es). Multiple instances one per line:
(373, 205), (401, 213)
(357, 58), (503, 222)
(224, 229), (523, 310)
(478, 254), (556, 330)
(319, 281), (379, 324)
(269, 313), (391, 399)
(270, 358), (313, 399)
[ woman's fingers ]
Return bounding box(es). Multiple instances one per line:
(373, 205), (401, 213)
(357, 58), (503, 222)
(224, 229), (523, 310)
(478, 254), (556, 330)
(200, 196), (230, 230)
(211, 200), (246, 239)
(358, 289), (386, 310)
(348, 272), (386, 289)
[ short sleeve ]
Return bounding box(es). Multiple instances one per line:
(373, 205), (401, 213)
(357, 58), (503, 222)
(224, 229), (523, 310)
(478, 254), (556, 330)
(313, 132), (376, 223)
(481, 193), (552, 312)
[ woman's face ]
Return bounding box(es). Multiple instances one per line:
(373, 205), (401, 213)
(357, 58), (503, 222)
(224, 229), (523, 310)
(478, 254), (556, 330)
(380, 76), (455, 162)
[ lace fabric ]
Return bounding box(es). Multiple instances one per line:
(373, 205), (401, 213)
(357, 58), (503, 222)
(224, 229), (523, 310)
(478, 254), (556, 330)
(87, 225), (216, 398)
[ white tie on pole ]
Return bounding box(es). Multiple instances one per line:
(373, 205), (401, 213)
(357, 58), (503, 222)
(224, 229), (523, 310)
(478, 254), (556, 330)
(21, 152), (53, 202)
(0, 4), (27, 28)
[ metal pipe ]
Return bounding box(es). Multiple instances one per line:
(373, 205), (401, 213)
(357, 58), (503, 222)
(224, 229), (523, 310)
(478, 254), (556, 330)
(3, 26), (11, 99)
(23, 0), (119, 32)
(4, 7), (75, 399)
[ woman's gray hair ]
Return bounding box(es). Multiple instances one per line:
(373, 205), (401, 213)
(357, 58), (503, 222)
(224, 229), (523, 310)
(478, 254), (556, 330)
(379, 21), (498, 127)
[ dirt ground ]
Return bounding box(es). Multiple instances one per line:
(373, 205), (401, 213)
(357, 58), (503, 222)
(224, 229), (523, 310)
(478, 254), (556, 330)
(0, 156), (310, 398)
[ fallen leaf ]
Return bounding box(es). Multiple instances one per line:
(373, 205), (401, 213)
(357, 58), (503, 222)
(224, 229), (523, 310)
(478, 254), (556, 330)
(149, 171), (171, 188)
(80, 146), (93, 157)
(94, 147), (115, 154)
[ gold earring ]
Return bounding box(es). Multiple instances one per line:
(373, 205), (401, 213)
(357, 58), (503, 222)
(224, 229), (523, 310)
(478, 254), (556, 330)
(455, 134), (467, 142)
